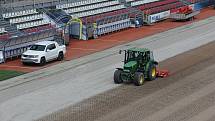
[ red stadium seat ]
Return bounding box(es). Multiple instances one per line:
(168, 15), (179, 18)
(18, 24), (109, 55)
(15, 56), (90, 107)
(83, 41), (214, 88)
(0, 33), (10, 41)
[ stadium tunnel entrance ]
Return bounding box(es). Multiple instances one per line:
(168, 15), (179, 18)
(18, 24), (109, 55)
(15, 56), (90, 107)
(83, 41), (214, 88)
(56, 16), (93, 43)
(67, 18), (83, 40)
(45, 9), (86, 44)
(64, 18), (96, 42)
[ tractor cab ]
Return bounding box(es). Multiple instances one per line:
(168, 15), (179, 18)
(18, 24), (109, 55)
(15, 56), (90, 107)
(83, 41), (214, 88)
(122, 48), (155, 67)
(115, 48), (158, 86)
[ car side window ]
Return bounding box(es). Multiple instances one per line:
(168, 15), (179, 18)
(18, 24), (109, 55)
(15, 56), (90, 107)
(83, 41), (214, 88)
(51, 44), (56, 50)
(47, 45), (52, 50)
(47, 44), (56, 50)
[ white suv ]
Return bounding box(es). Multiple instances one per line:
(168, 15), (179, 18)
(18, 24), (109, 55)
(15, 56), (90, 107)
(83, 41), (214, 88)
(21, 41), (66, 65)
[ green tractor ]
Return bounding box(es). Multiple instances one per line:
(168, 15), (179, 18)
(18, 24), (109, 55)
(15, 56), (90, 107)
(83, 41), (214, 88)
(114, 48), (158, 86)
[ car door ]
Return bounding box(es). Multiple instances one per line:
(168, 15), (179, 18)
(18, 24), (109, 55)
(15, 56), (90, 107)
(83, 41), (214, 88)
(51, 43), (59, 59)
(49, 44), (59, 60)
(46, 44), (53, 61)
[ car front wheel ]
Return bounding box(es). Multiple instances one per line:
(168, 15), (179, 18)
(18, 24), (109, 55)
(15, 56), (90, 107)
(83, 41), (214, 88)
(40, 57), (46, 66)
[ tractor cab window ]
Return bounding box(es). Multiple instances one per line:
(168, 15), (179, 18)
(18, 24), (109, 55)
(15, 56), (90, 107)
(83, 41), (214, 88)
(143, 51), (150, 61)
(137, 52), (143, 63)
(137, 52), (142, 59)
(150, 51), (154, 60)
(127, 51), (143, 60)
(125, 51), (146, 62)
(135, 52), (139, 58)
(126, 51), (136, 62)
(128, 51), (134, 60)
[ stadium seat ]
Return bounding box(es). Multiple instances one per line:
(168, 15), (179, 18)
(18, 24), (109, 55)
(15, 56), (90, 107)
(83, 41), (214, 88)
(0, 33), (9, 41)
(2, 9), (38, 19)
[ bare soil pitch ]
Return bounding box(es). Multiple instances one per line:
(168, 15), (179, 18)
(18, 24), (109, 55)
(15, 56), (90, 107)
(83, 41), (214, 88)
(37, 41), (215, 121)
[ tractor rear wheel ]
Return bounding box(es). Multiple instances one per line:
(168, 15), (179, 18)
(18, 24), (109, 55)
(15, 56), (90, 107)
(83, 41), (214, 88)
(147, 63), (156, 81)
(133, 72), (144, 86)
(114, 70), (123, 84)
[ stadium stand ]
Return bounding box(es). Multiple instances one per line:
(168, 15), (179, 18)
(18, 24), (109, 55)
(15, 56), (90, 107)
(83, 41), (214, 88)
(0, 0), (211, 63)
(96, 13), (132, 36)
(130, 0), (186, 14)
(0, 18), (22, 37)
(2, 29), (56, 60)
(57, 0), (126, 18)
(0, 4), (60, 62)
(44, 9), (70, 25)
(2, 9), (52, 33)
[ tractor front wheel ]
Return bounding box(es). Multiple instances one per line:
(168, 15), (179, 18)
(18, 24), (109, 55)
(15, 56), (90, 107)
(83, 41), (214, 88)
(147, 63), (157, 81)
(133, 72), (144, 86)
(114, 70), (123, 84)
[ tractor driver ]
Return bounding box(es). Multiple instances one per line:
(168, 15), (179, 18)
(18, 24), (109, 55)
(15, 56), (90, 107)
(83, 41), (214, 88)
(137, 53), (143, 63)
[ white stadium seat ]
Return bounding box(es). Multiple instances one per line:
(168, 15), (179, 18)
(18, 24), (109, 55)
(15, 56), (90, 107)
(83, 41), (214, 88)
(2, 9), (38, 19)
(0, 28), (7, 34)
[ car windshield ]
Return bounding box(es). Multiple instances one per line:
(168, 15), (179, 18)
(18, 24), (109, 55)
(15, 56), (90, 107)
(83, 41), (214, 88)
(29, 45), (46, 51)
